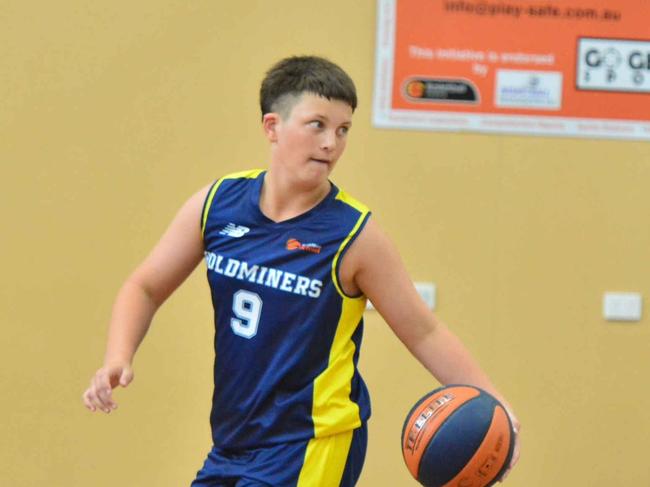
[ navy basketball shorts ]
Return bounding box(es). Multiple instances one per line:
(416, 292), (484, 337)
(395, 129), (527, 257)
(191, 423), (367, 487)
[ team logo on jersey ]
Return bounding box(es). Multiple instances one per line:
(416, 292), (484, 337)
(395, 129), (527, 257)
(219, 223), (250, 238)
(286, 238), (321, 254)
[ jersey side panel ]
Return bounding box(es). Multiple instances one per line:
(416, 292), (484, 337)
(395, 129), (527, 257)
(312, 296), (367, 437)
(313, 192), (372, 437)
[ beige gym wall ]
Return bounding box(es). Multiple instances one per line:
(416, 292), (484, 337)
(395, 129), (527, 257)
(2, 1), (648, 486)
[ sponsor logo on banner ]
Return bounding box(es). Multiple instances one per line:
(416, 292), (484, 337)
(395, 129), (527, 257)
(577, 37), (650, 93)
(495, 70), (563, 110)
(403, 78), (479, 104)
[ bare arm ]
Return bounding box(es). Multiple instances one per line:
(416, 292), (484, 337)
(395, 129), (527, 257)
(83, 184), (210, 413)
(342, 217), (520, 475)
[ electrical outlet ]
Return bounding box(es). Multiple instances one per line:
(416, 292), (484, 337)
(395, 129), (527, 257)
(603, 292), (642, 322)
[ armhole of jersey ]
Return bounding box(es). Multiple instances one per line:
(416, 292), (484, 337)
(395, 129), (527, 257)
(201, 178), (222, 237)
(332, 210), (371, 300)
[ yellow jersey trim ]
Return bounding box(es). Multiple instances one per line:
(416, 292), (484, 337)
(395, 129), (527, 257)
(331, 190), (370, 299)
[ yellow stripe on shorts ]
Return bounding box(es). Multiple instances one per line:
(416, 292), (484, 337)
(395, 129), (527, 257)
(297, 429), (354, 487)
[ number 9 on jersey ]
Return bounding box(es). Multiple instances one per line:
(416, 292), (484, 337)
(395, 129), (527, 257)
(231, 289), (263, 339)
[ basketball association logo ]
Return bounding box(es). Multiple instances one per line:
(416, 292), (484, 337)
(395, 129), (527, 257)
(286, 238), (322, 254)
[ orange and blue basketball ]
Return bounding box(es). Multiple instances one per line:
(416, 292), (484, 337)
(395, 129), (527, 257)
(401, 385), (515, 487)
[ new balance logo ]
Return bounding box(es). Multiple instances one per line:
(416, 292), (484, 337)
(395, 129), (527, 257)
(219, 223), (250, 238)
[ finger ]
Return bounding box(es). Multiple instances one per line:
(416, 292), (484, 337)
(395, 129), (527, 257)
(512, 423), (521, 460)
(501, 429), (521, 481)
(102, 388), (118, 411)
(119, 367), (134, 387)
(512, 433), (521, 466)
(83, 389), (97, 412)
(87, 387), (109, 413)
(92, 374), (115, 412)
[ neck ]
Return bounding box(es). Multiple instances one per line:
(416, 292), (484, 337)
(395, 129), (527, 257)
(260, 167), (331, 223)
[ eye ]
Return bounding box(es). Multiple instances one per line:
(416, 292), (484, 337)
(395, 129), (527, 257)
(308, 120), (324, 129)
(337, 126), (350, 136)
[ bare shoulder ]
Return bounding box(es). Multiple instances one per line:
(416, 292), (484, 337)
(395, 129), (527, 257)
(186, 182), (215, 216)
(341, 216), (431, 326)
(352, 218), (405, 281)
(162, 182), (214, 241)
(127, 182), (214, 304)
(159, 181), (215, 255)
(339, 216), (402, 297)
(345, 217), (398, 269)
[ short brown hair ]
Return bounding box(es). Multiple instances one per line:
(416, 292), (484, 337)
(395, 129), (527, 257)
(259, 56), (357, 119)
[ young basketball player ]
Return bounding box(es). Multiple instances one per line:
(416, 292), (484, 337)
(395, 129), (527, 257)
(83, 56), (520, 486)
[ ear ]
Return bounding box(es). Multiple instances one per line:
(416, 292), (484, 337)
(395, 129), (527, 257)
(262, 113), (280, 142)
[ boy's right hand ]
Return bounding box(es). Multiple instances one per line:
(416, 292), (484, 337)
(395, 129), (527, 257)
(82, 363), (134, 413)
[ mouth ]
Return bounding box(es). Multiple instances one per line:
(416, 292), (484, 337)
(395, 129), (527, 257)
(310, 158), (330, 164)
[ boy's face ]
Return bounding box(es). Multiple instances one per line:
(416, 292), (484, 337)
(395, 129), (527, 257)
(264, 93), (353, 188)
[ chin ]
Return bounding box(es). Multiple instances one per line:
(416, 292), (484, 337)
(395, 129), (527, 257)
(301, 163), (332, 187)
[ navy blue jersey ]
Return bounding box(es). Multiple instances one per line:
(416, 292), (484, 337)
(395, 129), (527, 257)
(200, 169), (371, 449)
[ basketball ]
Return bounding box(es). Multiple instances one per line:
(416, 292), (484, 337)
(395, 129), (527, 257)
(401, 385), (515, 487)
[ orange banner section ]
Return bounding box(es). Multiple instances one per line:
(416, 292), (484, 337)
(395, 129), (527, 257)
(373, 0), (650, 140)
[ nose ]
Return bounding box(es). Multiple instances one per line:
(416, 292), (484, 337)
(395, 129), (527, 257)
(320, 130), (337, 152)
